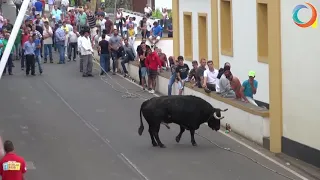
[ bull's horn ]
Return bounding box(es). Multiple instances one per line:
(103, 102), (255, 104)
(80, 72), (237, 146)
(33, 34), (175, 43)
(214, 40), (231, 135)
(213, 112), (224, 120)
(221, 108), (228, 112)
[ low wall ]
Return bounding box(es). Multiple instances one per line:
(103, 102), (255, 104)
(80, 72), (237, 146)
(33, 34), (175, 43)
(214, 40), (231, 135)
(126, 62), (270, 145)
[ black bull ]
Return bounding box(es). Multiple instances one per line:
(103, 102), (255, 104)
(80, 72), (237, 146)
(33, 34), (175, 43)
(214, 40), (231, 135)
(138, 95), (228, 148)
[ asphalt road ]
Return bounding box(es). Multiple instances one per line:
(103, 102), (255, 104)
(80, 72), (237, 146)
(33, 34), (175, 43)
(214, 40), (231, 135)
(0, 2), (312, 180)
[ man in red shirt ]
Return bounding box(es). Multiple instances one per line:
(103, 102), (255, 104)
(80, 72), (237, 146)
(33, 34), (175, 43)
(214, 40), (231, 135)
(0, 140), (27, 180)
(145, 48), (162, 94)
(21, 27), (31, 71)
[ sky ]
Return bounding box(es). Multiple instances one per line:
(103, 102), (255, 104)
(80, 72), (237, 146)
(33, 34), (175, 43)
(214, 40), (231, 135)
(155, 0), (172, 9)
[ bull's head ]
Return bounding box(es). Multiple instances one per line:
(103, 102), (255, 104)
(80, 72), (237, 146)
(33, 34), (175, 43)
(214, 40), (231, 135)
(208, 108), (228, 131)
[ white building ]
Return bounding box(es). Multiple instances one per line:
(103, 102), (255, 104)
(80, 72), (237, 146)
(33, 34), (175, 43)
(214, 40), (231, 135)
(169, 0), (320, 168)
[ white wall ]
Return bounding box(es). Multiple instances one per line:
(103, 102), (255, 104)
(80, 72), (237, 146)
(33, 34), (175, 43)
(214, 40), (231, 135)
(155, 0), (172, 9)
(281, 0), (320, 150)
(178, 0), (213, 71)
(178, 0), (269, 103)
(218, 0), (269, 103)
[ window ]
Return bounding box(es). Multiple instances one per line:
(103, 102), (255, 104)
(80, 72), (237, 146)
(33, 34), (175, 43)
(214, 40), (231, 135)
(183, 12), (193, 60)
(257, 0), (269, 63)
(220, 0), (233, 56)
(198, 13), (208, 60)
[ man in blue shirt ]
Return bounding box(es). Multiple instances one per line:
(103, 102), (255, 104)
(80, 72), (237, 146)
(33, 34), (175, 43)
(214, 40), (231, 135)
(242, 71), (258, 106)
(23, 35), (36, 76)
(55, 22), (66, 64)
(34, 0), (43, 16)
(148, 21), (162, 47)
(33, 35), (42, 74)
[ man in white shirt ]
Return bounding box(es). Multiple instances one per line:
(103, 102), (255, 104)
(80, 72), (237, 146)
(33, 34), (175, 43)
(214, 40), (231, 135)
(98, 16), (106, 34)
(144, 4), (152, 17)
(43, 21), (53, 63)
(80, 30), (94, 77)
(68, 26), (80, 61)
(203, 60), (219, 92)
(77, 32), (84, 72)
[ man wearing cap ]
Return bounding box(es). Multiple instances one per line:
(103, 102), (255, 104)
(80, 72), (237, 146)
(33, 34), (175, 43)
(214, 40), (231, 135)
(0, 140), (27, 180)
(241, 71), (259, 106)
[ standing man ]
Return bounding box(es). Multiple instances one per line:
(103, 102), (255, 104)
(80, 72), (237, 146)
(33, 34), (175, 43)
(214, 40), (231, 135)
(68, 26), (79, 61)
(34, 0), (43, 16)
(24, 35), (36, 76)
(43, 21), (53, 63)
(55, 22), (66, 64)
(109, 29), (123, 75)
(87, 10), (96, 37)
(34, 34), (43, 74)
(104, 15), (113, 35)
(77, 30), (84, 72)
(13, 0), (23, 16)
(78, 9), (87, 31)
(2, 33), (14, 75)
(79, 30), (93, 77)
(175, 56), (190, 95)
(21, 27), (31, 70)
(145, 48), (162, 94)
(61, 0), (69, 17)
(0, 140), (27, 180)
(98, 34), (110, 75)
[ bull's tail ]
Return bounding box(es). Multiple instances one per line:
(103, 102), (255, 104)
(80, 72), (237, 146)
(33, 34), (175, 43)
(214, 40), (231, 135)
(138, 103), (145, 136)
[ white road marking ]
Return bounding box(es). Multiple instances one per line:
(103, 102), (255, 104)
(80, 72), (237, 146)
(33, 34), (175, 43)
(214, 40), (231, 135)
(114, 73), (309, 180)
(218, 131), (308, 180)
(43, 80), (147, 179)
(120, 153), (149, 180)
(87, 121), (99, 131)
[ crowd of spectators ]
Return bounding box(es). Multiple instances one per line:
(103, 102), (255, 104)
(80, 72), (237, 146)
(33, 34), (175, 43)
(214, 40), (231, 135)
(134, 39), (259, 106)
(0, 0), (257, 106)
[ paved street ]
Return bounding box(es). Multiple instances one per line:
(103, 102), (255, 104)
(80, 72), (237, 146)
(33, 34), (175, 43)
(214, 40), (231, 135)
(0, 2), (315, 180)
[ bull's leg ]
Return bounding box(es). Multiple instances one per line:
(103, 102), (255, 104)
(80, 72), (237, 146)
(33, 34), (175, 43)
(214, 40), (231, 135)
(148, 129), (158, 147)
(152, 124), (166, 148)
(175, 126), (185, 143)
(190, 130), (197, 146)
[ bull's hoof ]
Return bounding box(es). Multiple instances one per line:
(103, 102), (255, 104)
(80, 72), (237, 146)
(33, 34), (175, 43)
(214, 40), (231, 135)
(152, 142), (158, 147)
(192, 142), (198, 146)
(175, 136), (181, 143)
(159, 144), (166, 148)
